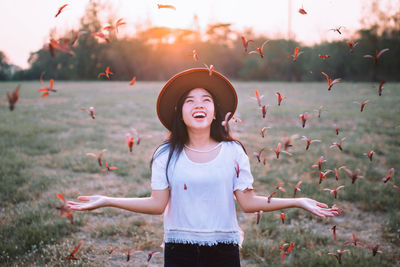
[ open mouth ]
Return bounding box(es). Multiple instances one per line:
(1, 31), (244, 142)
(192, 111), (207, 119)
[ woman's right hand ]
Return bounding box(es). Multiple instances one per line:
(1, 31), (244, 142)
(67, 195), (108, 211)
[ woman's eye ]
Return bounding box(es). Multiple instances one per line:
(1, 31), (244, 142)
(204, 98), (211, 102)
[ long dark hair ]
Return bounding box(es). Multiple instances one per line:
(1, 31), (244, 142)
(150, 88), (246, 183)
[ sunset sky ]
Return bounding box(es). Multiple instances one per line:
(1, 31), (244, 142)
(0, 0), (371, 69)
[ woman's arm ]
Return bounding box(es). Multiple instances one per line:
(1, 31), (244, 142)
(234, 189), (339, 218)
(67, 189), (170, 215)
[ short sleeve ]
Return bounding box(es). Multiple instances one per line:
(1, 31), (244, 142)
(233, 144), (254, 191)
(151, 146), (170, 190)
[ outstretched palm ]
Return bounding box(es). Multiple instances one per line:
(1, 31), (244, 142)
(67, 195), (107, 211)
(298, 198), (339, 218)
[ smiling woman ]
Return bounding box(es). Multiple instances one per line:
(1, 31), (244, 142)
(182, 89), (216, 131)
(67, 68), (340, 266)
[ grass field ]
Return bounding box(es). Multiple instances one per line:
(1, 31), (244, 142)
(1, 80), (399, 266)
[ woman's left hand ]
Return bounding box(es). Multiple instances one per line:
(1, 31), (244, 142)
(297, 198), (341, 218)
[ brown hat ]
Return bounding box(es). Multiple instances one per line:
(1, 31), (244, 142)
(157, 68), (238, 131)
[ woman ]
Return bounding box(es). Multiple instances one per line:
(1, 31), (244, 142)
(68, 68), (339, 266)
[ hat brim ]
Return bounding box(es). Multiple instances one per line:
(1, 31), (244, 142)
(157, 68), (238, 131)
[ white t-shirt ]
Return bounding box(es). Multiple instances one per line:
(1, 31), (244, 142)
(151, 141), (254, 246)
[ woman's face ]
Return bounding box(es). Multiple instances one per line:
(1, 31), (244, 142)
(181, 88), (215, 131)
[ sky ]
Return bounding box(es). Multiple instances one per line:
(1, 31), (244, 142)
(0, 0), (367, 69)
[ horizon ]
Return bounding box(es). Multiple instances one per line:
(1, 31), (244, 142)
(0, 0), (375, 69)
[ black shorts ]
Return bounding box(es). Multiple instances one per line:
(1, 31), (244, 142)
(164, 242), (241, 267)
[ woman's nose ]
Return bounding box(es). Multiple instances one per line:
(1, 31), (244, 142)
(193, 101), (204, 108)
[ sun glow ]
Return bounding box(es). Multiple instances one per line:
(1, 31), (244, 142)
(0, 0), (365, 68)
(121, 1), (208, 31)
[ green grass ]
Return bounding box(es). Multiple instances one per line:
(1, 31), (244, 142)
(384, 210), (400, 245)
(0, 80), (399, 266)
(0, 201), (83, 264)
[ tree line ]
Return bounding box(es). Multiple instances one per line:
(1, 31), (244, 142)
(1, 1), (399, 82)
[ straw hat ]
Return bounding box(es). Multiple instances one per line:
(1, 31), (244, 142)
(156, 68), (238, 131)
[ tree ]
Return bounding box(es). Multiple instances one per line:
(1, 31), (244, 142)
(0, 51), (10, 80)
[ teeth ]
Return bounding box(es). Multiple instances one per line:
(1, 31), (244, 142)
(192, 111), (206, 118)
